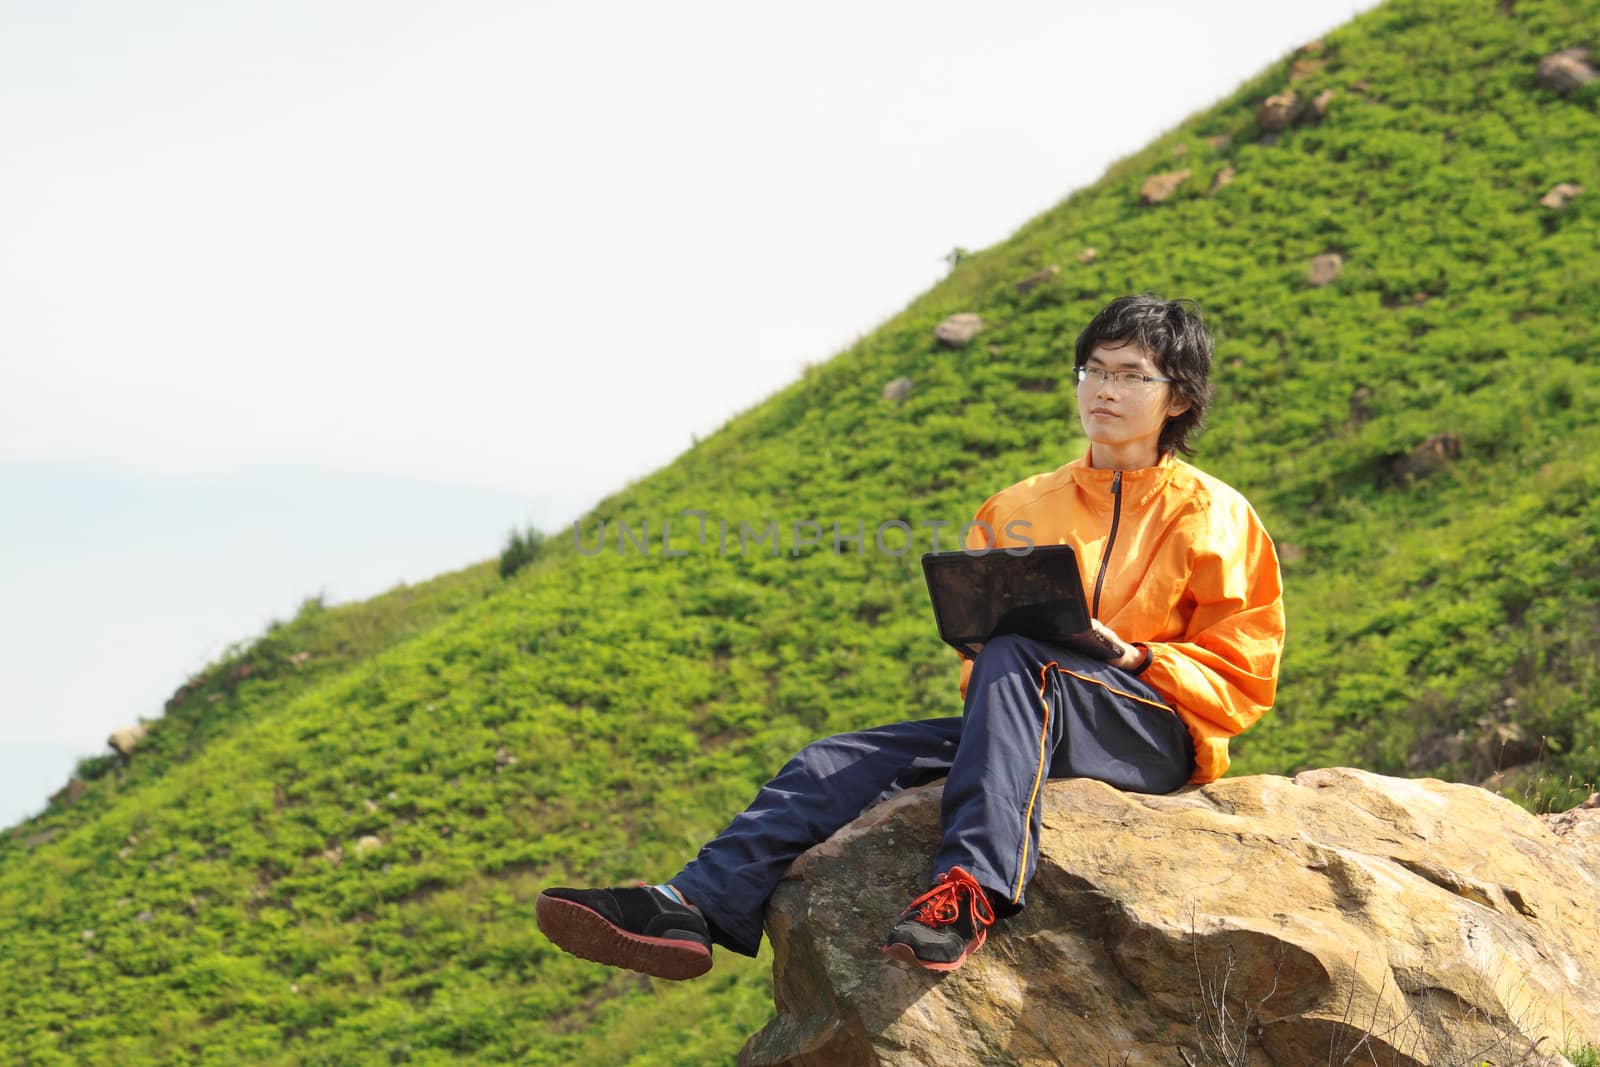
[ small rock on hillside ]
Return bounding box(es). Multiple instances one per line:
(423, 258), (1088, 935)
(1540, 182), (1583, 210)
(933, 314), (983, 348)
(1537, 47), (1597, 92)
(109, 724), (148, 756)
(1138, 170), (1189, 205)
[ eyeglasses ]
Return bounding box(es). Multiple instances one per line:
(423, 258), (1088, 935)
(1076, 366), (1175, 389)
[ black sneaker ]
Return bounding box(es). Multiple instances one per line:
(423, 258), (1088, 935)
(536, 884), (712, 980)
(880, 865), (997, 972)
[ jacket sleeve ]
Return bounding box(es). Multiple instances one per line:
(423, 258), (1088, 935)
(1139, 500), (1285, 739)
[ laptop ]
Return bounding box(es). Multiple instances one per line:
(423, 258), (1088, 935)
(920, 544), (1121, 660)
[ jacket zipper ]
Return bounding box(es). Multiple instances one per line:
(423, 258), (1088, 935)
(1092, 469), (1123, 618)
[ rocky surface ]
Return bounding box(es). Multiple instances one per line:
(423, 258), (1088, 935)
(741, 769), (1600, 1067)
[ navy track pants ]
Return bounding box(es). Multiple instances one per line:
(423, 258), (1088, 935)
(669, 633), (1196, 957)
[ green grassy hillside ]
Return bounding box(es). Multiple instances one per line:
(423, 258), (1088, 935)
(4, 0), (1598, 1061)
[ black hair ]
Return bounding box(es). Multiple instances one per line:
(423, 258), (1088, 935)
(1072, 292), (1214, 458)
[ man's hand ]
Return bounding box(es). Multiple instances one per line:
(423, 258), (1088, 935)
(1090, 619), (1144, 671)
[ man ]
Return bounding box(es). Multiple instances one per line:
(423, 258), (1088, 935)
(536, 293), (1285, 977)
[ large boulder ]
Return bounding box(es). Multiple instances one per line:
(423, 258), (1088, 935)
(741, 769), (1600, 1066)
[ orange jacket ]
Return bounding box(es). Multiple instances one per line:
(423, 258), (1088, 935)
(958, 450), (1284, 784)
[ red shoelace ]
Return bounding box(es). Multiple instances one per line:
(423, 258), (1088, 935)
(905, 867), (996, 929)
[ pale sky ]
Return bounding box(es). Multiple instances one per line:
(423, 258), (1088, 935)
(0, 0), (1381, 828)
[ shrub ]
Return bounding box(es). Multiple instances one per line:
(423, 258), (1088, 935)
(498, 524), (546, 579)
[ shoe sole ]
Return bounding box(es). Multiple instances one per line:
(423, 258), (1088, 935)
(536, 894), (712, 980)
(880, 927), (986, 973)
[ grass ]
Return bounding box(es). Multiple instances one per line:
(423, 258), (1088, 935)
(2, 0), (1598, 1061)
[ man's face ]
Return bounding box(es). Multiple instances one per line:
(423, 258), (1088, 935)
(1075, 340), (1189, 459)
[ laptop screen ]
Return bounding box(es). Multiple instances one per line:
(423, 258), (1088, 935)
(921, 545), (1110, 658)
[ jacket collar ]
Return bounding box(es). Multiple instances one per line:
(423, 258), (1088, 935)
(1063, 448), (1179, 509)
